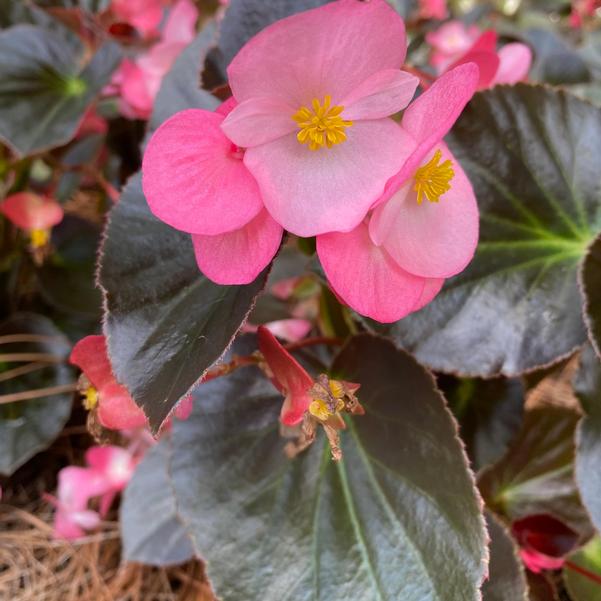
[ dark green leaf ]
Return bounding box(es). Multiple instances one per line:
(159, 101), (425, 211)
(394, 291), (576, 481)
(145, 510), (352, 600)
(483, 512), (528, 601)
(573, 343), (601, 533)
(443, 376), (525, 472)
(170, 334), (487, 601)
(150, 23), (220, 131)
(0, 25), (120, 156)
(216, 0), (334, 70)
(121, 436), (196, 566)
(374, 85), (601, 377)
(526, 28), (591, 85)
(98, 174), (268, 432)
(0, 313), (73, 475)
(37, 216), (103, 318)
(580, 232), (601, 358)
(564, 536), (601, 601)
(478, 406), (591, 535)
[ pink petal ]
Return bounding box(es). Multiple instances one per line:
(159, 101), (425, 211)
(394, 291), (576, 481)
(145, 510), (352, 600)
(97, 381), (149, 430)
(371, 145), (479, 279)
(162, 0), (198, 45)
(412, 278), (445, 312)
(426, 21), (480, 73)
(111, 0), (163, 36)
(316, 221), (426, 323)
(142, 109), (264, 235)
(264, 319), (312, 342)
(0, 193), (63, 231)
(341, 69), (419, 121)
(450, 50), (500, 90)
(54, 510), (86, 540)
(119, 59), (155, 119)
(216, 96), (238, 117)
(221, 97), (298, 148)
(70, 335), (116, 393)
(244, 120), (412, 237)
(86, 446), (135, 490)
(418, 0), (448, 20)
(374, 63), (479, 210)
(257, 325), (313, 425)
(57, 466), (109, 510)
(227, 0), (406, 108)
(174, 394), (193, 420)
(192, 208), (283, 285)
(494, 43), (532, 85)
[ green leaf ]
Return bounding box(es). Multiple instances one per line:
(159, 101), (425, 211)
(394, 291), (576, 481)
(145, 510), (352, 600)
(98, 174), (268, 433)
(478, 406), (591, 535)
(482, 512), (528, 601)
(149, 23), (220, 130)
(169, 334), (487, 601)
(37, 216), (103, 318)
(442, 376), (525, 472)
(564, 536), (601, 601)
(0, 25), (120, 156)
(572, 343), (601, 534)
(580, 232), (601, 358)
(121, 436), (196, 566)
(0, 313), (73, 475)
(374, 85), (601, 377)
(216, 0), (333, 69)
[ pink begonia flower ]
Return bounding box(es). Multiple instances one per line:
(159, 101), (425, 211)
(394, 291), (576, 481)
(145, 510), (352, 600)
(46, 466), (107, 540)
(316, 64), (479, 323)
(431, 27), (532, 89)
(111, 0), (164, 37)
(220, 0), (420, 237)
(258, 325), (314, 426)
(245, 318), (313, 343)
(512, 514), (579, 574)
(70, 335), (193, 430)
(418, 0), (448, 20)
(143, 100), (284, 285)
(0, 192), (63, 249)
(427, 21), (481, 73)
(115, 0), (199, 119)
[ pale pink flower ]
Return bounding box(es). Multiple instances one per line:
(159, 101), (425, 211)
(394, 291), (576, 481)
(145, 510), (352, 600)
(0, 192), (63, 250)
(143, 99), (284, 284)
(418, 0), (448, 20)
(316, 64), (480, 322)
(426, 21), (480, 72)
(111, 0), (164, 37)
(115, 0), (199, 119)
(218, 0), (419, 237)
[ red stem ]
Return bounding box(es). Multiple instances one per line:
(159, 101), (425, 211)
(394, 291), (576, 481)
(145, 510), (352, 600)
(564, 560), (601, 586)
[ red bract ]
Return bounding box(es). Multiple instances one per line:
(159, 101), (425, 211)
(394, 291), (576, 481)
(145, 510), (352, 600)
(512, 514), (580, 573)
(257, 325), (313, 426)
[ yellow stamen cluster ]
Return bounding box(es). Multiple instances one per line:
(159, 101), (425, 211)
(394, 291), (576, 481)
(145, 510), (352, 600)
(293, 96), (352, 151)
(83, 385), (99, 410)
(413, 149), (454, 204)
(309, 397), (345, 421)
(30, 228), (50, 249)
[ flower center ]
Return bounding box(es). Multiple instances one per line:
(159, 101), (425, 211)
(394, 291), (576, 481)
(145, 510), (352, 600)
(30, 228), (50, 248)
(293, 95), (353, 151)
(413, 149), (454, 204)
(83, 385), (98, 410)
(309, 397), (346, 421)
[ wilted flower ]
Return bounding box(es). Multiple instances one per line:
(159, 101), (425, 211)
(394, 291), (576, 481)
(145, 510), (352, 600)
(316, 64), (480, 322)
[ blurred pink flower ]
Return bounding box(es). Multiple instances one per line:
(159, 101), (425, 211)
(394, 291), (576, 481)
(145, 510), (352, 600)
(429, 25), (532, 88)
(512, 514), (579, 573)
(258, 325), (314, 425)
(0, 192), (63, 249)
(114, 0), (199, 119)
(316, 64), (480, 322)
(143, 100), (283, 284)
(570, 0), (600, 27)
(220, 0), (419, 237)
(111, 0), (164, 37)
(418, 0), (448, 20)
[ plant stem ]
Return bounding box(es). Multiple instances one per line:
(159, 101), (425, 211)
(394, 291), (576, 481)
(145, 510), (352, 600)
(0, 383), (77, 404)
(564, 560), (601, 586)
(0, 353), (63, 363)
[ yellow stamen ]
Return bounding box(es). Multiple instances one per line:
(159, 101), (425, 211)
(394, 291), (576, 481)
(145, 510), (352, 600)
(413, 149), (454, 204)
(293, 95), (352, 151)
(83, 385), (98, 410)
(329, 380), (345, 399)
(309, 397), (345, 422)
(30, 228), (50, 248)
